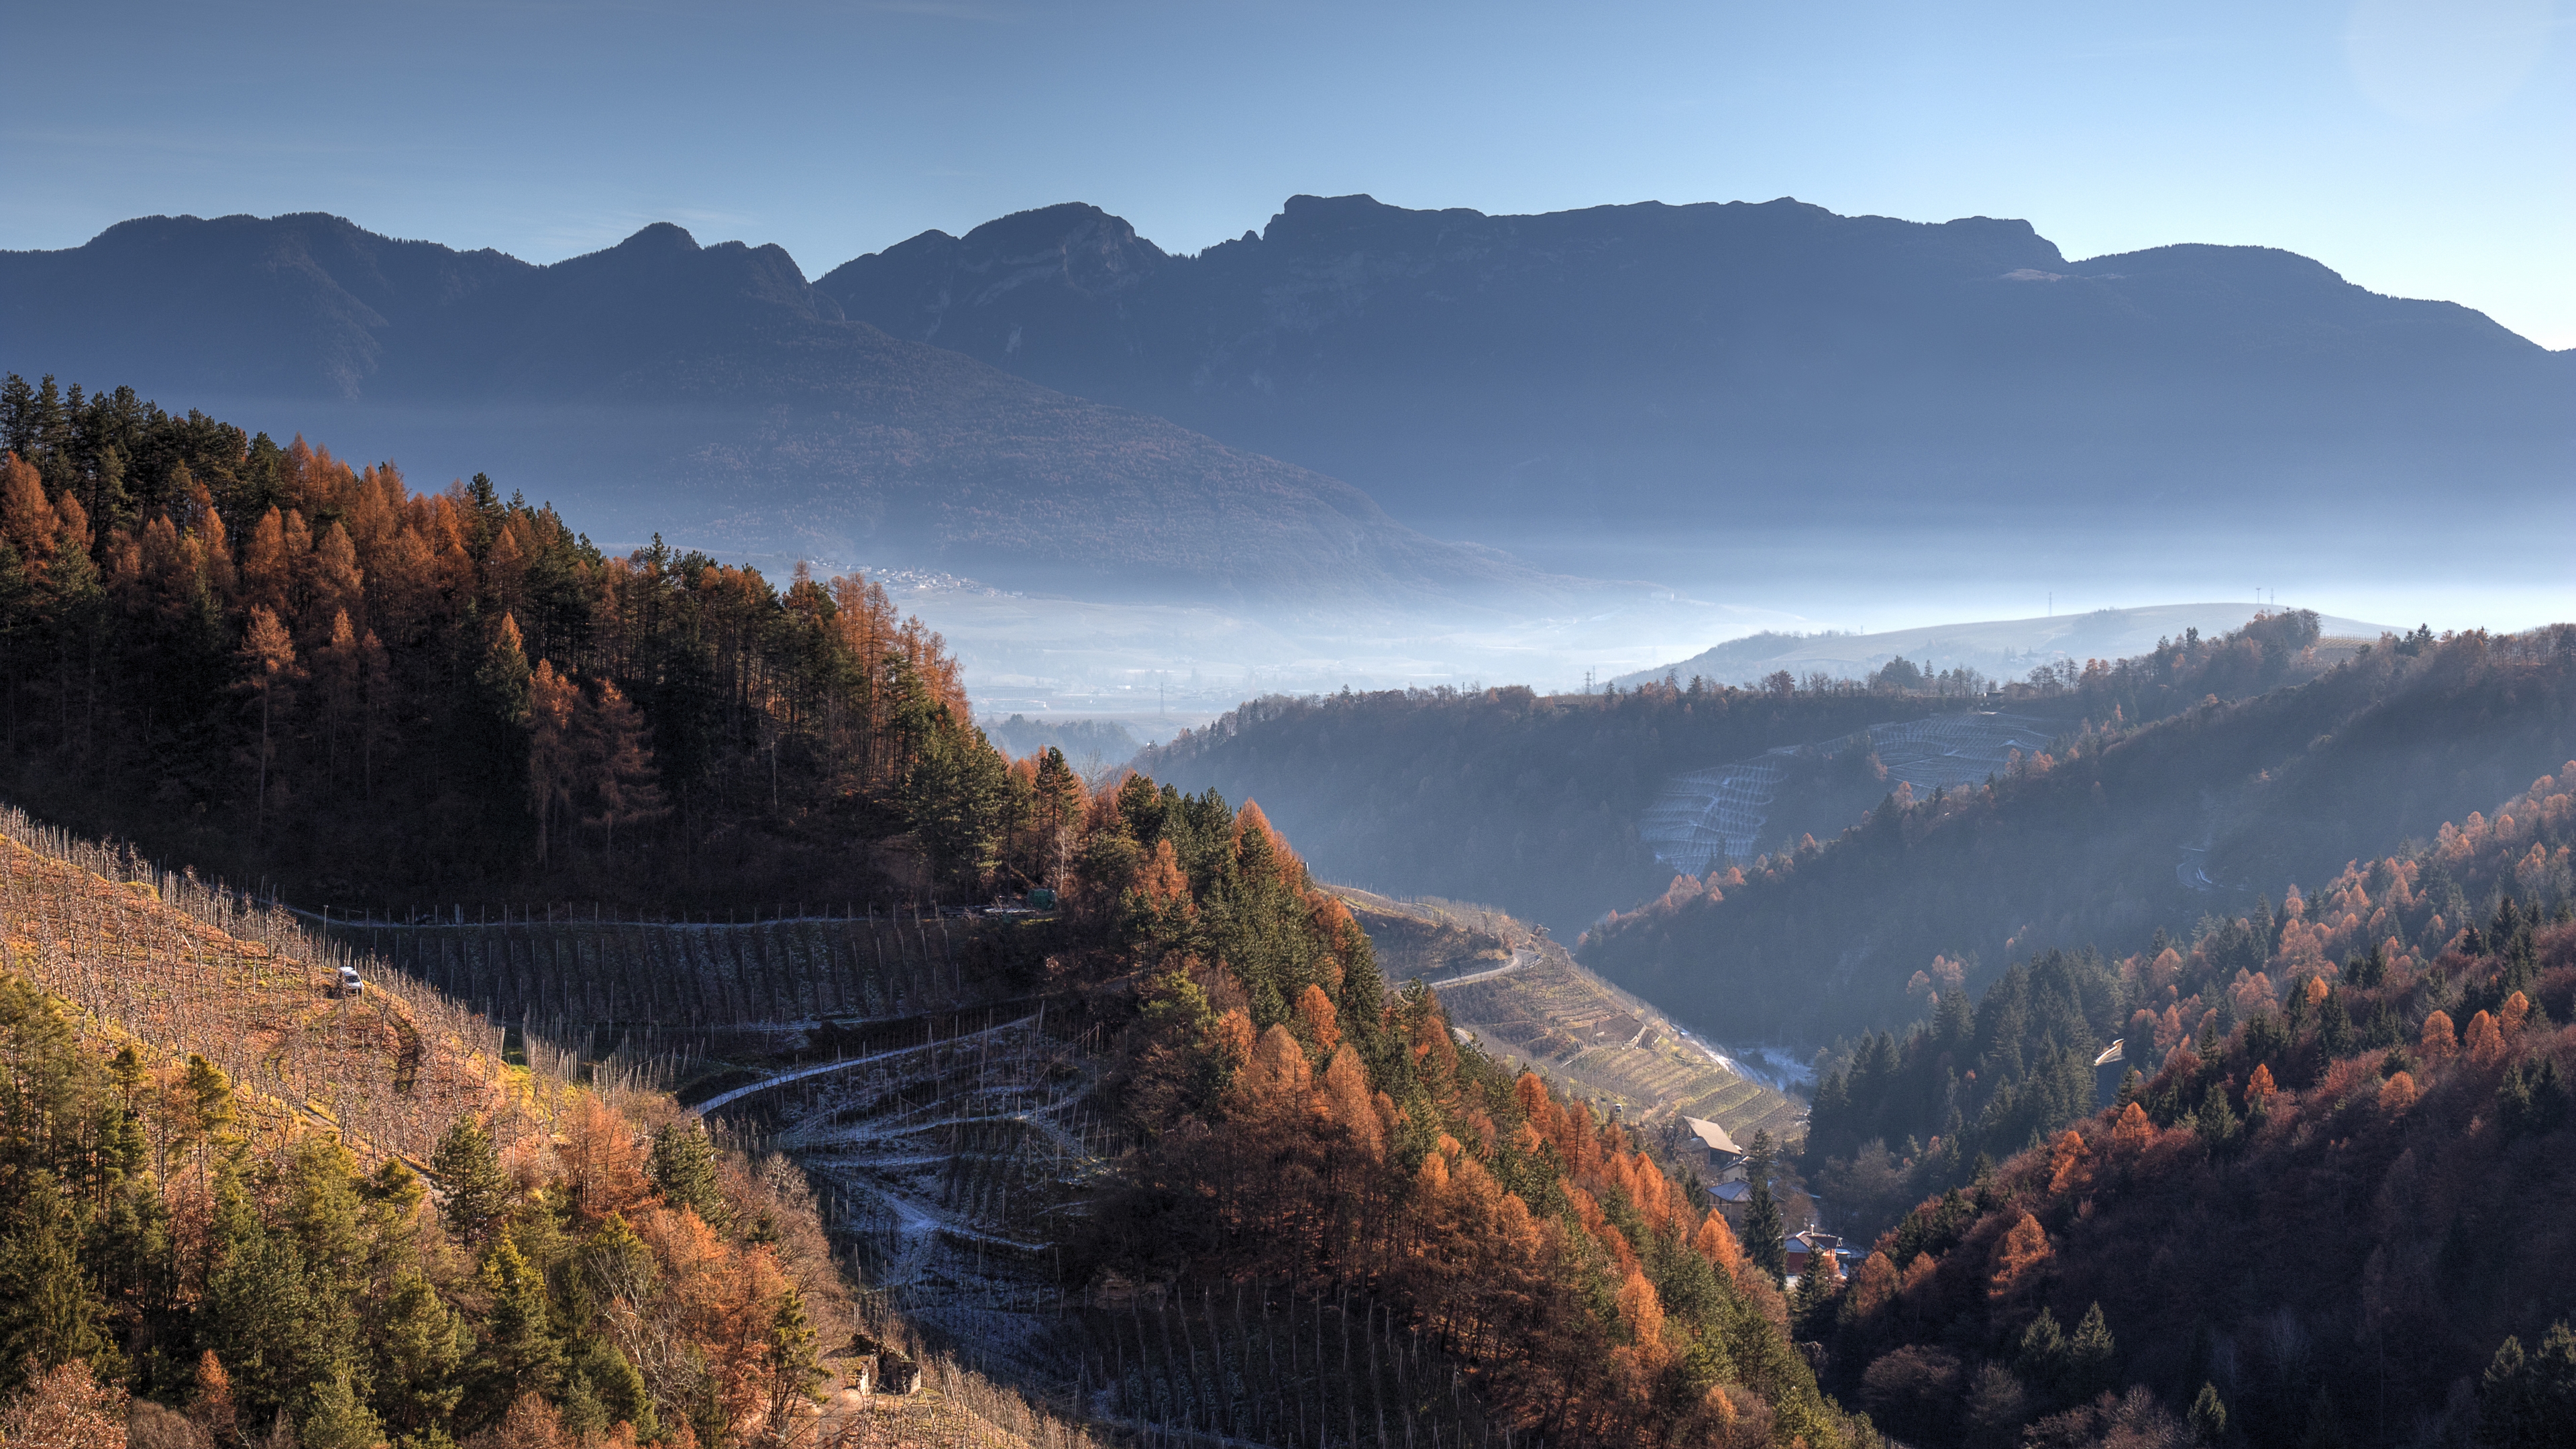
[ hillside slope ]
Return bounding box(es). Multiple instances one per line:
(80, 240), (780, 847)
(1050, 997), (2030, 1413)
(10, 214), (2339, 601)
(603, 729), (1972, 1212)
(1332, 886), (1803, 1144)
(0, 214), (1532, 600)
(1584, 626), (2576, 1046)
(0, 389), (1870, 1444)
(818, 195), (2575, 547)
(0, 806), (1062, 1448)
(1613, 602), (2395, 690)
(1134, 684), (1955, 939)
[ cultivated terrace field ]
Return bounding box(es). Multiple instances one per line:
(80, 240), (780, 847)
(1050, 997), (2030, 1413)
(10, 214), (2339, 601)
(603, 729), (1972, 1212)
(1337, 888), (1801, 1147)
(0, 807), (1097, 1449)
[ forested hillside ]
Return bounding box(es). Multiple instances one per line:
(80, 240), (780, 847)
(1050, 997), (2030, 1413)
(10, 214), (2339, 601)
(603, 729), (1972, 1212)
(1779, 765), (2576, 1447)
(1134, 684), (1953, 937)
(0, 394), (1870, 1446)
(0, 377), (1069, 905)
(1131, 610), (2363, 943)
(1584, 625), (2576, 1044)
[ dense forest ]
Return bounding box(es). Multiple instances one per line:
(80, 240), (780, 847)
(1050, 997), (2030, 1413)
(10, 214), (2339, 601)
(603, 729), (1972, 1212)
(1050, 778), (1861, 1444)
(1801, 754), (2576, 1223)
(0, 387), (1875, 1446)
(1132, 610), (2361, 944)
(1584, 624), (2576, 1044)
(0, 374), (1069, 906)
(1703, 754), (2576, 1444)
(1134, 682), (1958, 936)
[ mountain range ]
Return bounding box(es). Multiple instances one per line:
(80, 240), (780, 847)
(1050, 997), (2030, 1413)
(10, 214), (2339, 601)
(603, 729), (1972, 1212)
(5, 197), (2568, 598)
(0, 211), (1529, 602)
(822, 195), (2574, 551)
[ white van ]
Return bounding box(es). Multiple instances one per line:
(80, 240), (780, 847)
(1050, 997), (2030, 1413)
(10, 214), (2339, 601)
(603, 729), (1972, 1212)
(335, 965), (364, 998)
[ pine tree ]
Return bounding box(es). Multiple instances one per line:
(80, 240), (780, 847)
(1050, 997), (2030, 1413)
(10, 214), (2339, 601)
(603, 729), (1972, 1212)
(0, 1171), (119, 1395)
(430, 1116), (515, 1245)
(2195, 1086), (2241, 1152)
(472, 1232), (563, 1409)
(1742, 1130), (1786, 1283)
(373, 1269), (465, 1436)
(1786, 1250), (1839, 1341)
(763, 1282), (826, 1424)
(570, 1337), (657, 1440)
(2066, 1301), (2116, 1401)
(646, 1120), (729, 1228)
(299, 1366), (384, 1449)
(2479, 1321), (2576, 1448)
(2015, 1306), (2068, 1397)
(559, 1368), (610, 1438)
(202, 1169), (325, 1420)
(2190, 1382), (2228, 1444)
(180, 1053), (235, 1167)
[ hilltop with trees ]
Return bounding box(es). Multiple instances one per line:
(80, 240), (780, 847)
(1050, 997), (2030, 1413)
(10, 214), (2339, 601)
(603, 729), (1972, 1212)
(1778, 761), (2576, 1446)
(1134, 682), (1951, 938)
(0, 374), (1085, 907)
(0, 390), (1869, 1446)
(1582, 621), (2576, 1044)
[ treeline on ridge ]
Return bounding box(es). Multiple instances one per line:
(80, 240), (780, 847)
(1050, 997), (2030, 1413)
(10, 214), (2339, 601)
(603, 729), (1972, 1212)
(0, 374), (1083, 907)
(1133, 609), (2368, 945)
(1772, 783), (2576, 1448)
(1584, 623), (2576, 1044)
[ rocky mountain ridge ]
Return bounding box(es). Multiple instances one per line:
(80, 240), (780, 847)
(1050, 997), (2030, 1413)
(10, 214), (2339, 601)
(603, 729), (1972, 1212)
(0, 211), (1536, 601)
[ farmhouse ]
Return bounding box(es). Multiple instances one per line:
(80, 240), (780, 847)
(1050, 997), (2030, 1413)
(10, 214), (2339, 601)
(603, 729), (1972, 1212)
(1680, 1116), (1749, 1181)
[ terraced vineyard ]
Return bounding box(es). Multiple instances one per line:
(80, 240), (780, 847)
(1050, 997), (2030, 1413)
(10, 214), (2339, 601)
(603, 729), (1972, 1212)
(292, 888), (1523, 1444)
(313, 903), (989, 1033)
(0, 806), (540, 1165)
(1442, 948), (1803, 1145)
(1335, 888), (1804, 1147)
(0, 806), (1703, 1444)
(0, 805), (1118, 1447)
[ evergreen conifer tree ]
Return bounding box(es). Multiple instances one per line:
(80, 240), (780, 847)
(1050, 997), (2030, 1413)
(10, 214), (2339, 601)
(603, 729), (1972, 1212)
(373, 1269), (464, 1436)
(2066, 1301), (2116, 1401)
(1787, 1250), (1839, 1341)
(202, 1170), (325, 1419)
(430, 1116), (515, 1245)
(646, 1120), (729, 1228)
(1741, 1131), (1786, 1283)
(2190, 1382), (2228, 1444)
(570, 1338), (656, 1440)
(472, 1232), (563, 1408)
(765, 1283), (826, 1423)
(299, 1366), (383, 1449)
(0, 1171), (118, 1395)
(2015, 1307), (2068, 1398)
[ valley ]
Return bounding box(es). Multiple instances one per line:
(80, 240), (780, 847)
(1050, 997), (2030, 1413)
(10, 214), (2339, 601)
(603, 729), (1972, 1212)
(1, 150), (2570, 1446)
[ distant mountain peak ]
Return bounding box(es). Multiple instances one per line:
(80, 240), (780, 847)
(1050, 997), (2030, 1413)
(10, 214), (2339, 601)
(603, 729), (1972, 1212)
(609, 220), (701, 254)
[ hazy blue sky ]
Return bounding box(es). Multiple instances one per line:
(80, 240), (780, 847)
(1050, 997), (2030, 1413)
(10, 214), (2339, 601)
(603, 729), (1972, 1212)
(5, 0), (2569, 345)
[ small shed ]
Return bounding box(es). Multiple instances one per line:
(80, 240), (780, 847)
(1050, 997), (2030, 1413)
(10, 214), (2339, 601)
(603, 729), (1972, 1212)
(842, 1334), (922, 1397)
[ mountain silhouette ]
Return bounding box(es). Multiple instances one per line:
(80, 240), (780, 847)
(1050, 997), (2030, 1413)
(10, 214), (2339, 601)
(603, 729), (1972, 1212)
(818, 195), (2575, 545)
(0, 212), (1536, 601)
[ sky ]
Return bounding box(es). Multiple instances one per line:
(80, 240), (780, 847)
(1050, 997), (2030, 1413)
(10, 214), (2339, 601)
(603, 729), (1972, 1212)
(3, 0), (2571, 347)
